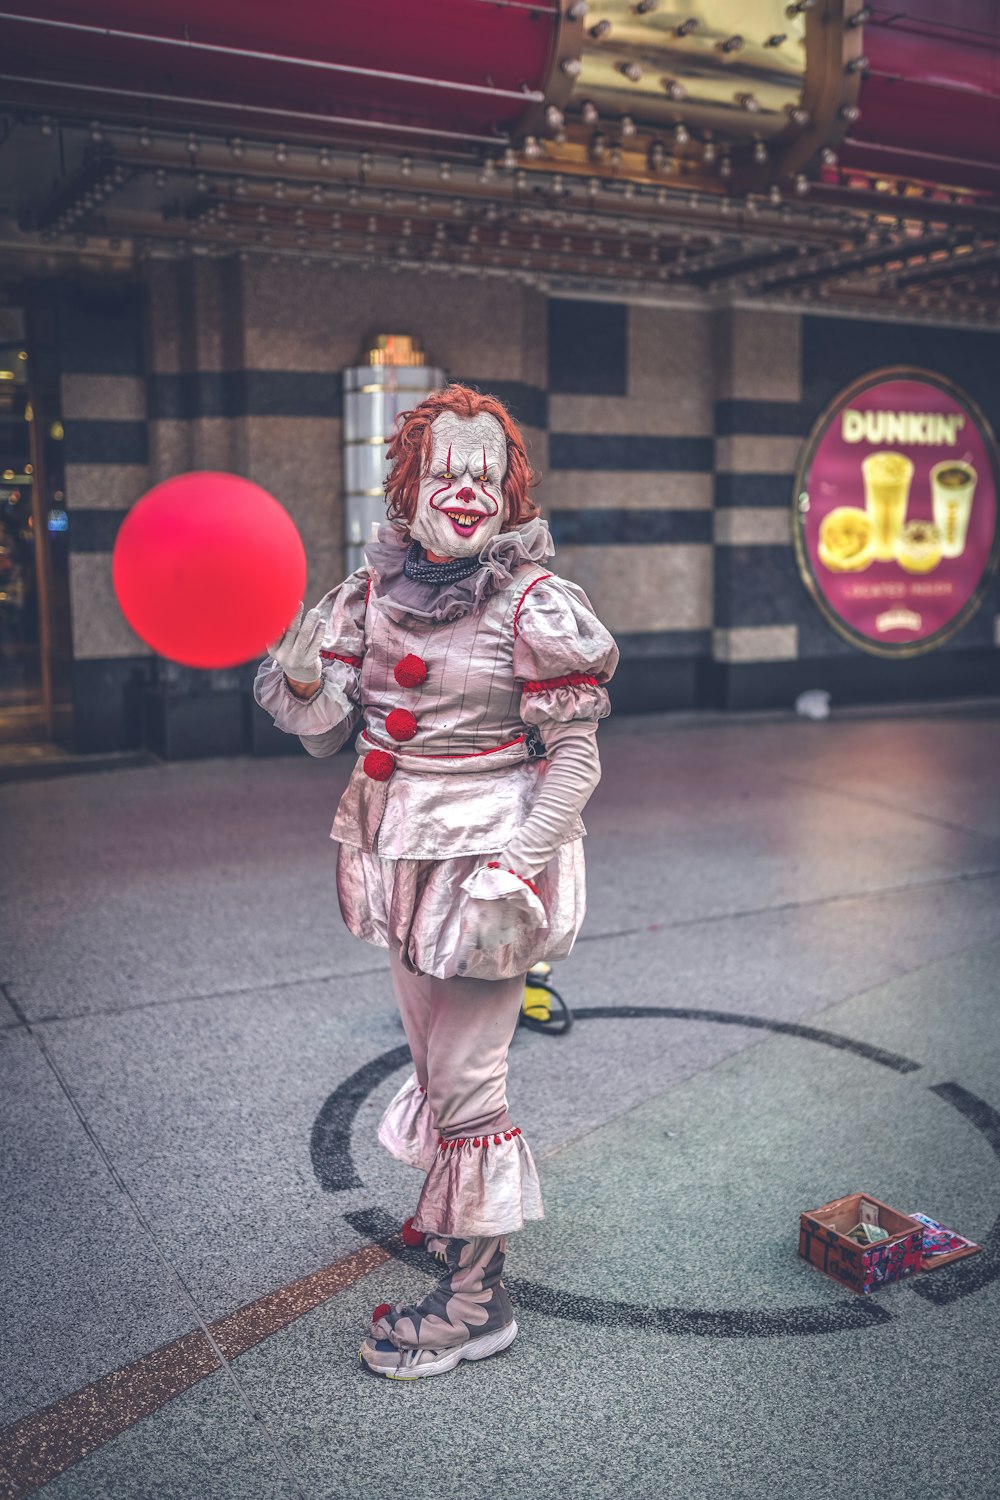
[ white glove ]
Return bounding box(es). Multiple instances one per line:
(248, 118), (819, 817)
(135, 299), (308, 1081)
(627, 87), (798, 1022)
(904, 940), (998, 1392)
(266, 601), (325, 683)
(454, 866), (548, 977)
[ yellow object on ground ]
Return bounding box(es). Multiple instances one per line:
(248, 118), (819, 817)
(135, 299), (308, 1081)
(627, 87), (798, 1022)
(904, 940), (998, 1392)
(523, 962), (553, 1022)
(523, 985), (552, 1022)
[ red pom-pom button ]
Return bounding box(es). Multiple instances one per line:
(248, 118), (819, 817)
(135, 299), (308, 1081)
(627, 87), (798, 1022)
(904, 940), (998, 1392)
(385, 707), (418, 742)
(394, 654), (428, 688)
(363, 749), (395, 781)
(401, 1217), (425, 1247)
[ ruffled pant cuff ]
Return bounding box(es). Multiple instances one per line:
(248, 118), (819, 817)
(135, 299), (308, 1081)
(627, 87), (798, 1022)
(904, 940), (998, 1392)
(411, 1128), (544, 1238)
(377, 1073), (438, 1171)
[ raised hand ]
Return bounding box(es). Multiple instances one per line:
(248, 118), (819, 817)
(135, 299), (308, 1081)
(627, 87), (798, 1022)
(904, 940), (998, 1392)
(266, 601), (326, 686)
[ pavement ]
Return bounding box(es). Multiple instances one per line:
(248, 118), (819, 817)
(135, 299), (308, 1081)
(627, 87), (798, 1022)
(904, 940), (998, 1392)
(1, 701), (999, 1500)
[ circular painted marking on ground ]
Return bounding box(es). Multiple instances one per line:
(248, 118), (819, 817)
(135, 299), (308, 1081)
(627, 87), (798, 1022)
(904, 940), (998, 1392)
(310, 1006), (999, 1333)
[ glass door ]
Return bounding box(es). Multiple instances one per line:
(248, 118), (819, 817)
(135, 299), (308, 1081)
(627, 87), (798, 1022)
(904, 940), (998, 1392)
(0, 303), (70, 743)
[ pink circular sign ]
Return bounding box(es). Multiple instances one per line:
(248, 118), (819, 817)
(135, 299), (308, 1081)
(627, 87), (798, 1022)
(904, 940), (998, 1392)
(794, 368), (1000, 657)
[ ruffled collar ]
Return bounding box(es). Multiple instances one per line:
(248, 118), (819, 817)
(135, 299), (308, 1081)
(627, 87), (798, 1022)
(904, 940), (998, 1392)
(364, 516), (555, 624)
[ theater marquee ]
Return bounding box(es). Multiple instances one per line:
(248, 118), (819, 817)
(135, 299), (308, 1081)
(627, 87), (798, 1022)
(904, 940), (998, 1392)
(793, 368), (1000, 658)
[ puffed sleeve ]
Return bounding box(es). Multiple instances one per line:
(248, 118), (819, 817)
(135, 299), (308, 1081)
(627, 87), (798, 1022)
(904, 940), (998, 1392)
(253, 569), (368, 757)
(512, 574), (618, 728)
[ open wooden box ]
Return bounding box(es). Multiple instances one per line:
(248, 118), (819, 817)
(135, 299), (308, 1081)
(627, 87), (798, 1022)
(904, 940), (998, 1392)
(799, 1192), (924, 1295)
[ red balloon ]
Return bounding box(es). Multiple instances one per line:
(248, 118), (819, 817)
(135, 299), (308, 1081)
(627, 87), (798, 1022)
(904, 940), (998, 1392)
(113, 471), (306, 669)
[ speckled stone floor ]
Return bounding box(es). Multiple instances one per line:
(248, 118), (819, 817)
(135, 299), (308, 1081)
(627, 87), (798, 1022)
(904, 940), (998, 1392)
(1, 703), (998, 1500)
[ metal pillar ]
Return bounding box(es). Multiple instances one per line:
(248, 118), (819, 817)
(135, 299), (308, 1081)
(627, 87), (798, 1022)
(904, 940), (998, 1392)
(342, 335), (445, 576)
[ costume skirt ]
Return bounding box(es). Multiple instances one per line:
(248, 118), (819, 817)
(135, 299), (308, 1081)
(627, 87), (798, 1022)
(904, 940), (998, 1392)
(335, 839), (586, 980)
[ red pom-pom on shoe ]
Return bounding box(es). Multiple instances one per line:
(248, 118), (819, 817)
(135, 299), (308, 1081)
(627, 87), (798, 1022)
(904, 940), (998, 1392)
(372, 1303), (391, 1323)
(385, 707), (418, 742)
(394, 654), (428, 688)
(400, 1218), (425, 1247)
(363, 749), (395, 781)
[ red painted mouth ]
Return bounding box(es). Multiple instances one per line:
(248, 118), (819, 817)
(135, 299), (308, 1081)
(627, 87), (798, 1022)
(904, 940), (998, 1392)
(442, 509), (488, 537)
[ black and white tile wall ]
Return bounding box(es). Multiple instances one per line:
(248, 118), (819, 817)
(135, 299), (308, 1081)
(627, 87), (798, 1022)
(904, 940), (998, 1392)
(53, 265), (1000, 754)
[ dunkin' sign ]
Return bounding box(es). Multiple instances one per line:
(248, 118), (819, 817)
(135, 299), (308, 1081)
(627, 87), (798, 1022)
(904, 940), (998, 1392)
(793, 369), (1000, 657)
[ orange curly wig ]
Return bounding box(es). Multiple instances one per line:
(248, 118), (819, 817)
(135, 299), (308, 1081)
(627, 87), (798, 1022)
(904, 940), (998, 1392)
(383, 384), (540, 532)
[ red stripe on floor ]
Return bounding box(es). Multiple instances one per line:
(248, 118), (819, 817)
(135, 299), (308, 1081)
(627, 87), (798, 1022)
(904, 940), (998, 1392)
(0, 1240), (393, 1498)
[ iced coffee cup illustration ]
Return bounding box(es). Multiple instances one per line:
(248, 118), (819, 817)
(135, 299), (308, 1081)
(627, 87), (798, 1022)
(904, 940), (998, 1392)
(930, 460), (977, 557)
(862, 451), (913, 561)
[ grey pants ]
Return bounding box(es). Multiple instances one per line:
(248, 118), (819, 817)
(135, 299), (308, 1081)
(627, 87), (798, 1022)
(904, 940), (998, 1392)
(389, 946), (526, 1140)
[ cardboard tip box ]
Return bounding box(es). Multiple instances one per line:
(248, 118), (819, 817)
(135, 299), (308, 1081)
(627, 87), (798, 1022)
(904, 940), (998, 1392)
(799, 1192), (924, 1295)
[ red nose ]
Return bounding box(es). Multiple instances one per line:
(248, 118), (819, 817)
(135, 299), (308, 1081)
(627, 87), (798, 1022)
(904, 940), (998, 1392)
(455, 487), (476, 503)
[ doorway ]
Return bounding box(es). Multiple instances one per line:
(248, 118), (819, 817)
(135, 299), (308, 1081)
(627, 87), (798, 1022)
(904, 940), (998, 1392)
(0, 300), (71, 745)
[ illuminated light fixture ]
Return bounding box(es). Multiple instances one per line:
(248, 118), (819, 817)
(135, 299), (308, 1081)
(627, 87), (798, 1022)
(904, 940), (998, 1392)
(589, 131), (608, 160)
(720, 155), (733, 178)
(439, 161), (452, 179)
(787, 106), (811, 126)
(500, 148), (517, 170)
(849, 6), (872, 26)
(522, 135), (542, 159)
(675, 16), (697, 32)
(227, 136), (244, 158)
(765, 33), (787, 46)
(840, 104), (861, 123)
(785, 0), (816, 15)
(820, 147), (838, 167)
(619, 61), (643, 81)
(769, 184), (782, 205)
(609, 144), (623, 166)
(567, 1), (588, 17)
(718, 35), (745, 53)
(637, 0), (659, 12)
(562, 57), (583, 77)
(581, 100), (599, 124)
(753, 140), (768, 165)
(702, 137), (717, 164)
(186, 132), (199, 154)
(662, 78), (686, 101)
(546, 105), (565, 130)
(845, 56), (869, 73)
(738, 93), (761, 113)
(39, 115), (54, 137)
(0, 371), (14, 381)
(89, 120), (104, 142)
(620, 115), (636, 137)
(648, 141), (666, 171)
(590, 19), (611, 37)
(154, 169), (167, 189)
(674, 122), (690, 147)
(794, 173), (810, 195)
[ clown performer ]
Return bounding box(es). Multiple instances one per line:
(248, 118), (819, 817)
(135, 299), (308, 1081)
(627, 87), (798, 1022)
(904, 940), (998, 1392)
(254, 384), (618, 1379)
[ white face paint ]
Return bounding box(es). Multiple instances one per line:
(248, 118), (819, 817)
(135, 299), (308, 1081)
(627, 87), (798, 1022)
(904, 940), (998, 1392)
(408, 412), (508, 558)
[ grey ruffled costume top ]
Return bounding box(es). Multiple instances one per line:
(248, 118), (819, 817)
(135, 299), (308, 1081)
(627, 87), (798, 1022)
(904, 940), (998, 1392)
(253, 517), (618, 979)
